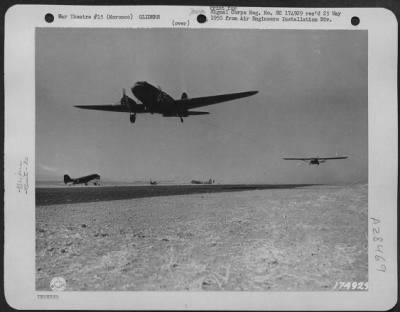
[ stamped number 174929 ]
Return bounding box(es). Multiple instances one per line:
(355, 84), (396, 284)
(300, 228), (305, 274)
(333, 281), (368, 290)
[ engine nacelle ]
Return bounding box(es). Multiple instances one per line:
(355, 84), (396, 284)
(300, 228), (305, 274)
(120, 88), (137, 112)
(121, 95), (137, 111)
(126, 97), (137, 111)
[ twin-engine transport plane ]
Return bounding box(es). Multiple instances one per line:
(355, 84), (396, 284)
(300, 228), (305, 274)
(75, 81), (258, 123)
(64, 174), (101, 185)
(283, 156), (348, 166)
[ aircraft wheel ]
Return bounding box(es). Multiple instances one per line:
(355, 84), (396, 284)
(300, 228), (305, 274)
(130, 114), (136, 123)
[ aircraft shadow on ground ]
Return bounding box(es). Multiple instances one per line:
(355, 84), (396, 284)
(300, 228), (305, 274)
(36, 184), (318, 206)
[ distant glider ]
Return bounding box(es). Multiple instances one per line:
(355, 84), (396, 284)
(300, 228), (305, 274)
(64, 174), (101, 185)
(283, 156), (348, 166)
(75, 81), (258, 123)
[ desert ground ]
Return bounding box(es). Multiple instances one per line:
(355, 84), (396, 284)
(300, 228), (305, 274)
(36, 184), (367, 291)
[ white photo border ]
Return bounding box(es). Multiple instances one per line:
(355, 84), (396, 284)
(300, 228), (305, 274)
(4, 5), (398, 310)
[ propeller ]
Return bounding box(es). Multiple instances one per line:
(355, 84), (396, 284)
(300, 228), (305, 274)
(120, 88), (137, 109)
(121, 88), (128, 106)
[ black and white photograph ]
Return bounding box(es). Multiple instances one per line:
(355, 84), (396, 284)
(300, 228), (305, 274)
(4, 5), (397, 310)
(35, 27), (368, 291)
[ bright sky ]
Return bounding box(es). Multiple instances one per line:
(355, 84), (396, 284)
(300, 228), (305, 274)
(36, 28), (367, 184)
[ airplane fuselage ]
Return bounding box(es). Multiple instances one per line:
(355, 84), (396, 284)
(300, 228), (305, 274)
(131, 81), (176, 114)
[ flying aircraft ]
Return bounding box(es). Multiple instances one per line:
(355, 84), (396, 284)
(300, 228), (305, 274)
(64, 174), (101, 185)
(282, 156), (348, 165)
(75, 81), (258, 123)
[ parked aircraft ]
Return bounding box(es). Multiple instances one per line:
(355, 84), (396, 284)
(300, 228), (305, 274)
(191, 178), (215, 185)
(283, 156), (348, 165)
(150, 180), (158, 185)
(64, 174), (101, 185)
(75, 81), (258, 123)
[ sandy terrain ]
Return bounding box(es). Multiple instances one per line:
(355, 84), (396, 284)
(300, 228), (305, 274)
(36, 184), (367, 291)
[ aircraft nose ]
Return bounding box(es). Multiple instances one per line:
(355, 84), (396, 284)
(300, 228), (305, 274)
(131, 81), (147, 99)
(133, 81), (145, 88)
(132, 81), (145, 93)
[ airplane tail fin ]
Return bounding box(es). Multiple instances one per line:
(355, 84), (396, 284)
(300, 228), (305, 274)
(64, 174), (73, 184)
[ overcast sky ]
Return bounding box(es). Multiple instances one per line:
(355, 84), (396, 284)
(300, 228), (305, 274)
(36, 28), (367, 184)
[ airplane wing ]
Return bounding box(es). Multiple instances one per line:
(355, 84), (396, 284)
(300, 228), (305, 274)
(174, 91), (258, 110)
(74, 105), (147, 113)
(283, 157), (348, 160)
(283, 158), (314, 160)
(74, 105), (129, 112)
(315, 156), (348, 160)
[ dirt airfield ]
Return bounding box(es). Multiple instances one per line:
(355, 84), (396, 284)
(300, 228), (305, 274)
(36, 184), (367, 291)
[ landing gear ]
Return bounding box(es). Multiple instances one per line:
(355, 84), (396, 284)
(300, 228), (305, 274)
(180, 116), (184, 123)
(130, 113), (136, 123)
